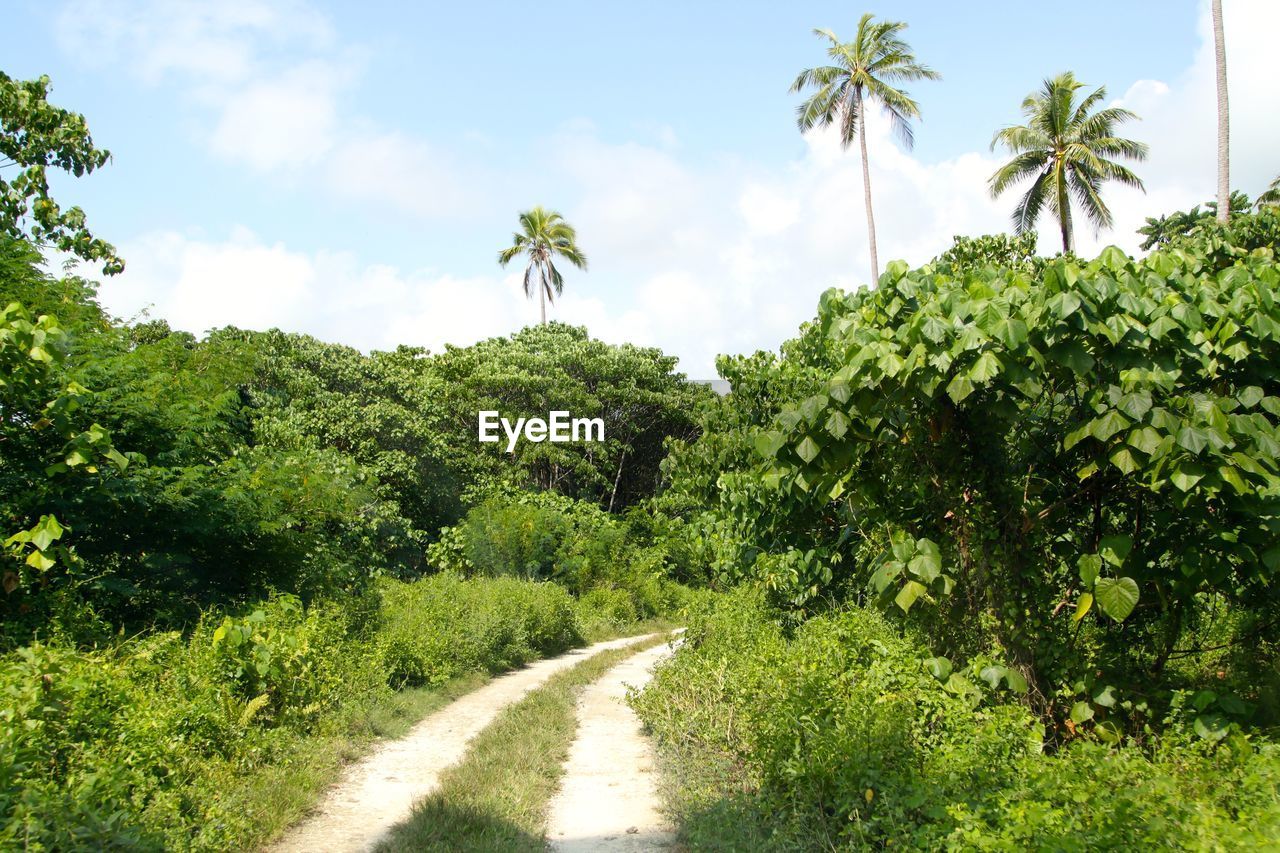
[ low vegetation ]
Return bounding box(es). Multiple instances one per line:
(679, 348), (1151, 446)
(1, 574), (604, 850)
(635, 589), (1280, 849)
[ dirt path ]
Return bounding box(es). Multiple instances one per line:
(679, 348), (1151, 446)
(270, 633), (664, 853)
(544, 636), (680, 852)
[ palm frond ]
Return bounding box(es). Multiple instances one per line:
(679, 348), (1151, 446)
(990, 151), (1050, 197)
(1011, 170), (1051, 234)
(1069, 171), (1114, 231)
(522, 262), (537, 298)
(545, 261), (565, 299)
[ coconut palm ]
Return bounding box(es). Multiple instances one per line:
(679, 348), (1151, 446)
(1259, 175), (1280, 207)
(1212, 0), (1230, 222)
(990, 72), (1148, 254)
(497, 206), (587, 325)
(790, 14), (939, 282)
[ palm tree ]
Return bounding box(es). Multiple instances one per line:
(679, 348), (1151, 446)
(790, 14), (939, 282)
(1212, 0), (1230, 222)
(1259, 176), (1280, 207)
(989, 72), (1148, 254)
(496, 207), (587, 325)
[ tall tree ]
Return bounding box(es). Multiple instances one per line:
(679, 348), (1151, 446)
(990, 72), (1147, 253)
(1212, 0), (1230, 222)
(790, 14), (939, 283)
(497, 207), (587, 325)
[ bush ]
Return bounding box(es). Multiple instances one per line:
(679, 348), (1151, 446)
(456, 496), (573, 580)
(433, 492), (696, 625)
(635, 590), (1280, 849)
(666, 209), (1280, 731)
(377, 573), (582, 687)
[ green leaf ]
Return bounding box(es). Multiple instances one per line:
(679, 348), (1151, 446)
(1072, 592), (1094, 625)
(1099, 534), (1132, 567)
(1116, 391), (1153, 420)
(1176, 426), (1209, 455)
(754, 431), (785, 459)
(1071, 701), (1095, 724)
(907, 549), (942, 584)
(1238, 386), (1264, 409)
(1094, 577), (1139, 621)
(1191, 690), (1218, 712)
(924, 656), (952, 681)
(1089, 411), (1130, 442)
(870, 561), (902, 594)
(824, 410), (849, 439)
(1004, 668), (1028, 693)
(978, 665), (1006, 689)
(1049, 341), (1094, 375)
(25, 551), (56, 572)
(945, 375), (974, 404)
(1077, 554), (1101, 588)
(894, 580), (927, 613)
(1193, 712), (1229, 742)
(795, 436), (821, 464)
(967, 351), (1001, 384)
(1126, 426), (1163, 455)
(1108, 446), (1140, 474)
(1170, 461), (1207, 491)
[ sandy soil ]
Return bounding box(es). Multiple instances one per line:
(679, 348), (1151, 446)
(544, 636), (681, 852)
(269, 632), (663, 853)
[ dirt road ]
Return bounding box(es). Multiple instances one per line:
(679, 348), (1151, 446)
(270, 632), (665, 853)
(544, 638), (679, 852)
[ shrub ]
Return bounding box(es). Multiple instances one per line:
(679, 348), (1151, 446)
(377, 573), (582, 688)
(635, 590), (1280, 849)
(668, 209), (1280, 729)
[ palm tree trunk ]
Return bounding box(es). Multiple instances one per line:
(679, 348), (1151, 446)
(539, 272), (547, 325)
(856, 88), (880, 282)
(1058, 175), (1074, 254)
(1212, 0), (1230, 223)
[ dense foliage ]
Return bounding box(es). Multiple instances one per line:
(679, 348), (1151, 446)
(663, 210), (1280, 733)
(429, 323), (708, 510)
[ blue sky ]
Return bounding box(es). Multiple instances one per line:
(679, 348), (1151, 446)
(6, 1), (1277, 375)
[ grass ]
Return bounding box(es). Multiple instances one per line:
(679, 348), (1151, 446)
(580, 614), (680, 643)
(226, 672), (492, 847)
(376, 631), (673, 852)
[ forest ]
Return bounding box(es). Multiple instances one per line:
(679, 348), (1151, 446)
(3, 5), (1280, 850)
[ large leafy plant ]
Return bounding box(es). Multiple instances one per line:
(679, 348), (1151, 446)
(750, 209), (1280, 699)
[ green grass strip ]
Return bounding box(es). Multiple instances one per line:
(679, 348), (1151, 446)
(376, 632), (672, 852)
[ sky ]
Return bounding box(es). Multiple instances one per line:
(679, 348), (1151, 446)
(6, 0), (1278, 377)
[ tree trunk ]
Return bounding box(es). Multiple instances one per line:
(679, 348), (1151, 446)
(1058, 173), (1074, 254)
(608, 449), (627, 513)
(856, 89), (880, 283)
(1212, 0), (1230, 223)
(539, 272), (547, 325)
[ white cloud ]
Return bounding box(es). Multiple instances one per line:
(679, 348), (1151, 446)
(56, 0), (471, 208)
(207, 60), (345, 170)
(56, 0), (333, 85)
(102, 227), (536, 352)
